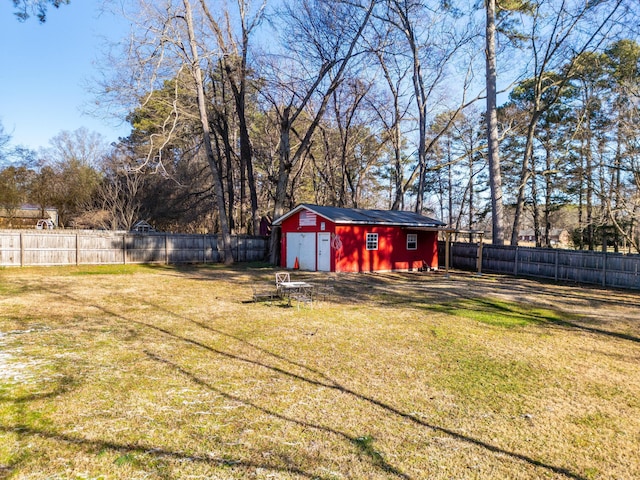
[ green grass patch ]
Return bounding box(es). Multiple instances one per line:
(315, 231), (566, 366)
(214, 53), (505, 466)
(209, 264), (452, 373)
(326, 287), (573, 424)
(570, 411), (611, 429)
(432, 352), (538, 410)
(113, 453), (140, 467)
(430, 297), (571, 327)
(68, 264), (153, 276)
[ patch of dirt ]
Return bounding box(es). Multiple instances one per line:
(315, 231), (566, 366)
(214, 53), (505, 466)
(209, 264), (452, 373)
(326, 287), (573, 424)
(0, 329), (47, 384)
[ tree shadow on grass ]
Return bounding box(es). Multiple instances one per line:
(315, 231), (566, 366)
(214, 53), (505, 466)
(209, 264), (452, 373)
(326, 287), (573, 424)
(0, 379), (77, 404)
(484, 274), (640, 310)
(0, 375), (80, 478)
(422, 296), (640, 344)
(133, 300), (588, 480)
(30, 285), (410, 479)
(144, 350), (411, 479)
(143, 262), (276, 284)
(322, 272), (640, 344)
(0, 422), (328, 479)
(37, 285), (590, 480)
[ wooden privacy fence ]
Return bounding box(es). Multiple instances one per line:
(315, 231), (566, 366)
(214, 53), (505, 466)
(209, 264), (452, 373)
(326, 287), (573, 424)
(0, 231), (268, 267)
(439, 242), (640, 291)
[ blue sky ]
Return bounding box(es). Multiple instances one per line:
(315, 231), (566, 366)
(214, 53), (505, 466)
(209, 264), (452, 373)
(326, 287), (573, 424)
(0, 2), (131, 153)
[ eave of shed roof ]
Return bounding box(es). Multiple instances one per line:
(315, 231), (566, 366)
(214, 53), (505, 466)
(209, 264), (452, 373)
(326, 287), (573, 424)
(272, 204), (446, 227)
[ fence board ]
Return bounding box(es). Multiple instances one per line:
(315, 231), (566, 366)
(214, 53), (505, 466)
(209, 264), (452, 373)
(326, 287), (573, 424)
(0, 230), (268, 267)
(77, 233), (124, 265)
(22, 232), (77, 266)
(440, 241), (640, 291)
(0, 232), (21, 266)
(167, 235), (203, 264)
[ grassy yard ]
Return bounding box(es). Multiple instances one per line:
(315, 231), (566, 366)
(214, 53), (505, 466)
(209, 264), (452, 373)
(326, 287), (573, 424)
(1, 264), (639, 480)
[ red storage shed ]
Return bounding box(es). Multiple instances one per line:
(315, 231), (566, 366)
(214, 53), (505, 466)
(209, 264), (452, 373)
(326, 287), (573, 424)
(272, 204), (446, 273)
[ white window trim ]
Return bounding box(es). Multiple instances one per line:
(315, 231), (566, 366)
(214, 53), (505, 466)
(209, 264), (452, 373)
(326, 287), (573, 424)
(407, 233), (417, 250)
(366, 233), (378, 250)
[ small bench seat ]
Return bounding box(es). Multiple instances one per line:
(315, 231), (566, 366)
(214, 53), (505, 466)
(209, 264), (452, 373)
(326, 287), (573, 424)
(252, 285), (279, 303)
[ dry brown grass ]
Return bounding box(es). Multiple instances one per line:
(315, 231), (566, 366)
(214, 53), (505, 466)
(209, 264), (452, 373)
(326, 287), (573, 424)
(1, 263), (639, 480)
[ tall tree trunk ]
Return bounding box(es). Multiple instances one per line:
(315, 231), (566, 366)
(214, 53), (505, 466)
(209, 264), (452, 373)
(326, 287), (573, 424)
(530, 152), (541, 247)
(585, 118), (594, 251)
(371, 46), (404, 210)
(269, 107), (292, 265)
(225, 134), (235, 234)
(226, 60), (259, 235)
(274, 107), (292, 220)
(269, 0), (375, 264)
(391, 89), (404, 210)
(543, 141), (552, 248)
(200, 0), (262, 234)
(511, 110), (540, 245)
(447, 140), (453, 227)
(577, 138), (585, 250)
(183, 0), (234, 264)
(390, 0), (427, 213)
(612, 119), (623, 252)
(210, 116), (235, 233)
(411, 30), (427, 213)
(468, 133), (475, 243)
(485, 0), (505, 244)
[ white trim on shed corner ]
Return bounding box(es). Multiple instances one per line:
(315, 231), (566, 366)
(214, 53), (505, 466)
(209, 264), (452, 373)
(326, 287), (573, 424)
(272, 204), (446, 228)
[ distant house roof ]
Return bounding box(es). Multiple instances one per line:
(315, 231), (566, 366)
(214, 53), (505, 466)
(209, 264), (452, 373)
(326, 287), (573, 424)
(0, 204), (59, 226)
(131, 220), (157, 232)
(272, 204), (446, 228)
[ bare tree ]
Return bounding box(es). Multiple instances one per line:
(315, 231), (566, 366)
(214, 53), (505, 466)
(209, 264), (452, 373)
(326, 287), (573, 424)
(101, 0), (251, 262)
(329, 78), (387, 208)
(181, 0), (234, 263)
(264, 0), (376, 216)
(0, 122), (11, 164)
(260, 0), (376, 261)
(34, 128), (106, 227)
(199, 0), (266, 234)
(383, 0), (482, 215)
(96, 144), (147, 231)
(366, 15), (412, 210)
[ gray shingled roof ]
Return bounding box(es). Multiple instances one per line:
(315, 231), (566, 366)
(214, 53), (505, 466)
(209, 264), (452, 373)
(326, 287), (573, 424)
(273, 204), (445, 227)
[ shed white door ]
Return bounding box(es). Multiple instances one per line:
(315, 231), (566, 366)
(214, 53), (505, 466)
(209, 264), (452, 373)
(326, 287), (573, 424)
(286, 232), (316, 270)
(317, 233), (331, 271)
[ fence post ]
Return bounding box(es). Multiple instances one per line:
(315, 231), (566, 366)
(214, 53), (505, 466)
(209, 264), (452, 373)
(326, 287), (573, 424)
(20, 232), (24, 267)
(554, 249), (559, 281)
(165, 234), (169, 265)
(75, 233), (79, 266)
(445, 231), (451, 277)
(514, 247), (519, 276)
(602, 253), (607, 288)
(123, 234), (127, 264)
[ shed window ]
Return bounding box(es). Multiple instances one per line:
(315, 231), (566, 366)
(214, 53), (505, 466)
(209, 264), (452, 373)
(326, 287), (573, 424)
(366, 233), (378, 250)
(407, 233), (417, 250)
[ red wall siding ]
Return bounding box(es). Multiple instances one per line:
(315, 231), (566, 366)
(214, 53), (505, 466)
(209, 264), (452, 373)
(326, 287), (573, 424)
(334, 226), (437, 273)
(279, 207), (439, 272)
